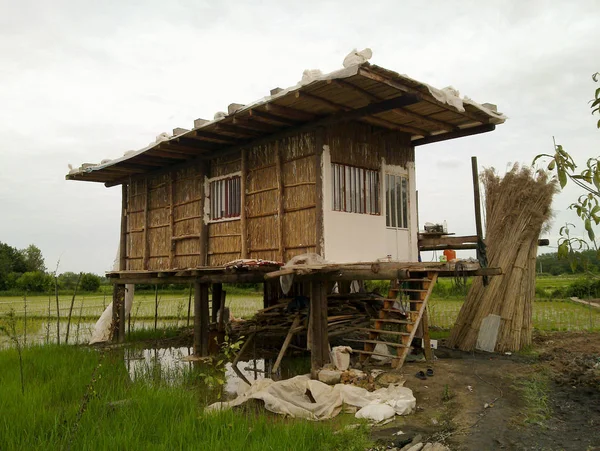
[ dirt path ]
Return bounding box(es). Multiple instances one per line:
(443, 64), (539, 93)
(370, 332), (600, 450)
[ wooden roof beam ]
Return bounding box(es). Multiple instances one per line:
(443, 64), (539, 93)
(296, 89), (426, 135)
(264, 103), (316, 121)
(412, 124), (495, 146)
(358, 68), (490, 125)
(192, 130), (238, 144)
(213, 123), (262, 138)
(232, 116), (281, 133)
(248, 109), (299, 126)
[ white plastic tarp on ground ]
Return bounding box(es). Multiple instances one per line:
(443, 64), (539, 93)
(206, 375), (415, 421)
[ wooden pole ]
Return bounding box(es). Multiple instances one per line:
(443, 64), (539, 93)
(198, 161), (208, 266)
(120, 183), (128, 272)
(112, 284), (126, 343)
(168, 172), (175, 268)
(471, 156), (483, 244)
(154, 285), (158, 331)
(240, 149), (248, 259)
(309, 280), (329, 378)
(194, 282), (210, 356)
(142, 179), (149, 270)
(314, 128), (324, 256)
(272, 314), (301, 375)
(186, 283), (192, 327)
(276, 141), (285, 263)
(211, 283), (222, 323)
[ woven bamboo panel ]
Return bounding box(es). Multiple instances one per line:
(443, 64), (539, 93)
(210, 152), (241, 178)
(207, 220), (241, 266)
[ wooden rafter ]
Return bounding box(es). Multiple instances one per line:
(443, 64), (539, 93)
(358, 68), (491, 125)
(264, 103), (317, 121)
(412, 124), (495, 146)
(248, 109), (298, 126)
(330, 79), (455, 132)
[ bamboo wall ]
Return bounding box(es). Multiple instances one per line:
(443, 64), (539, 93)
(122, 122), (412, 271)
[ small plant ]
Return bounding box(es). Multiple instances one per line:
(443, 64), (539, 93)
(196, 335), (244, 400)
(0, 309), (25, 394)
(442, 384), (453, 402)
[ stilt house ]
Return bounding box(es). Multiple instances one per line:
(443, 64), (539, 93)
(66, 58), (505, 369)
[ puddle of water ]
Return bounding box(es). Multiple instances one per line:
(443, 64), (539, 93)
(0, 319), (182, 349)
(124, 345), (310, 397)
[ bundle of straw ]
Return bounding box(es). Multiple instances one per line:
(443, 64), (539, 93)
(447, 165), (557, 352)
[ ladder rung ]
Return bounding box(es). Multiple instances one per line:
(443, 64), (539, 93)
(344, 338), (408, 348)
(381, 308), (409, 314)
(351, 349), (400, 358)
(356, 328), (410, 336)
(373, 318), (413, 325)
(401, 278), (432, 282)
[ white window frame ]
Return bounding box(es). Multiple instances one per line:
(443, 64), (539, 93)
(331, 163), (380, 215)
(385, 173), (409, 229)
(207, 172), (242, 222)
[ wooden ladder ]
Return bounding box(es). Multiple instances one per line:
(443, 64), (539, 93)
(350, 272), (438, 369)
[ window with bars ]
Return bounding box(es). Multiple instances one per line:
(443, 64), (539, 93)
(385, 174), (408, 229)
(209, 176), (241, 221)
(332, 163), (380, 214)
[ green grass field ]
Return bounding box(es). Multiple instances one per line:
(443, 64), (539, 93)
(0, 345), (371, 450)
(2, 275), (600, 347)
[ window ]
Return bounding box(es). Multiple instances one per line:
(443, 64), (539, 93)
(386, 174), (408, 228)
(209, 176), (241, 220)
(332, 163), (380, 214)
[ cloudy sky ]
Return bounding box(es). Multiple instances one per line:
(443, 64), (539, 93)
(1, 0), (598, 274)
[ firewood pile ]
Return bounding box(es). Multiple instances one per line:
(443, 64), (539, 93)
(228, 293), (384, 348)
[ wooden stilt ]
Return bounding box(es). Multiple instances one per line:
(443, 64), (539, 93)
(194, 282), (210, 356)
(309, 281), (329, 378)
(212, 283), (222, 323)
(111, 284), (125, 343)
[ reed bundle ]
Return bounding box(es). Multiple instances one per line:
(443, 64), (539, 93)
(447, 165), (557, 352)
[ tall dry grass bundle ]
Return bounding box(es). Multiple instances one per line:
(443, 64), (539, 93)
(447, 164), (557, 352)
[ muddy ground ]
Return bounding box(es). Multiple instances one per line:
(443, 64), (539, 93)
(370, 331), (600, 451)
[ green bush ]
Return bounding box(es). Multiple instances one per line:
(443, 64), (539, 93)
(15, 271), (52, 293)
(80, 273), (101, 292)
(565, 278), (600, 298)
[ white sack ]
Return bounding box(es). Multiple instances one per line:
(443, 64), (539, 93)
(206, 375), (415, 421)
(355, 404), (395, 422)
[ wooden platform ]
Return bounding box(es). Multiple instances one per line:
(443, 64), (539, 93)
(107, 260), (500, 285)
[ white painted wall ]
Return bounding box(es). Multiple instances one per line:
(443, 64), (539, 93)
(322, 146), (418, 263)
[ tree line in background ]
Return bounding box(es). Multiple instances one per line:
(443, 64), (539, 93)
(0, 242), (103, 293)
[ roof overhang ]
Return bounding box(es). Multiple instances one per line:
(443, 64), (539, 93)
(66, 62), (505, 186)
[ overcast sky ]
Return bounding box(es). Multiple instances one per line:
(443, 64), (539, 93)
(1, 0), (599, 274)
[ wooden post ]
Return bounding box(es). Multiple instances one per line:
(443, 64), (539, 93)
(142, 179), (149, 270)
(240, 149), (248, 259)
(198, 161), (208, 266)
(211, 283), (222, 323)
(194, 281), (210, 356)
(168, 172), (175, 268)
(471, 156), (483, 245)
(263, 280), (280, 309)
(309, 280), (329, 378)
(275, 141), (285, 263)
(120, 183), (128, 272)
(314, 128), (324, 256)
(111, 284), (126, 343)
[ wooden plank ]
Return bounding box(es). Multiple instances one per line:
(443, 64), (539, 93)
(310, 281), (329, 377)
(142, 179), (149, 270)
(344, 338), (408, 348)
(412, 125), (495, 147)
(232, 116), (280, 133)
(111, 284), (126, 343)
(315, 128), (324, 256)
(272, 314), (301, 374)
(120, 184), (128, 271)
(198, 161), (208, 266)
(265, 103), (317, 121)
(249, 109), (298, 126)
(211, 283), (222, 323)
(194, 282), (210, 356)
(418, 234), (479, 247)
(240, 149), (248, 259)
(358, 68), (491, 124)
(168, 173), (175, 268)
(276, 141), (285, 262)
